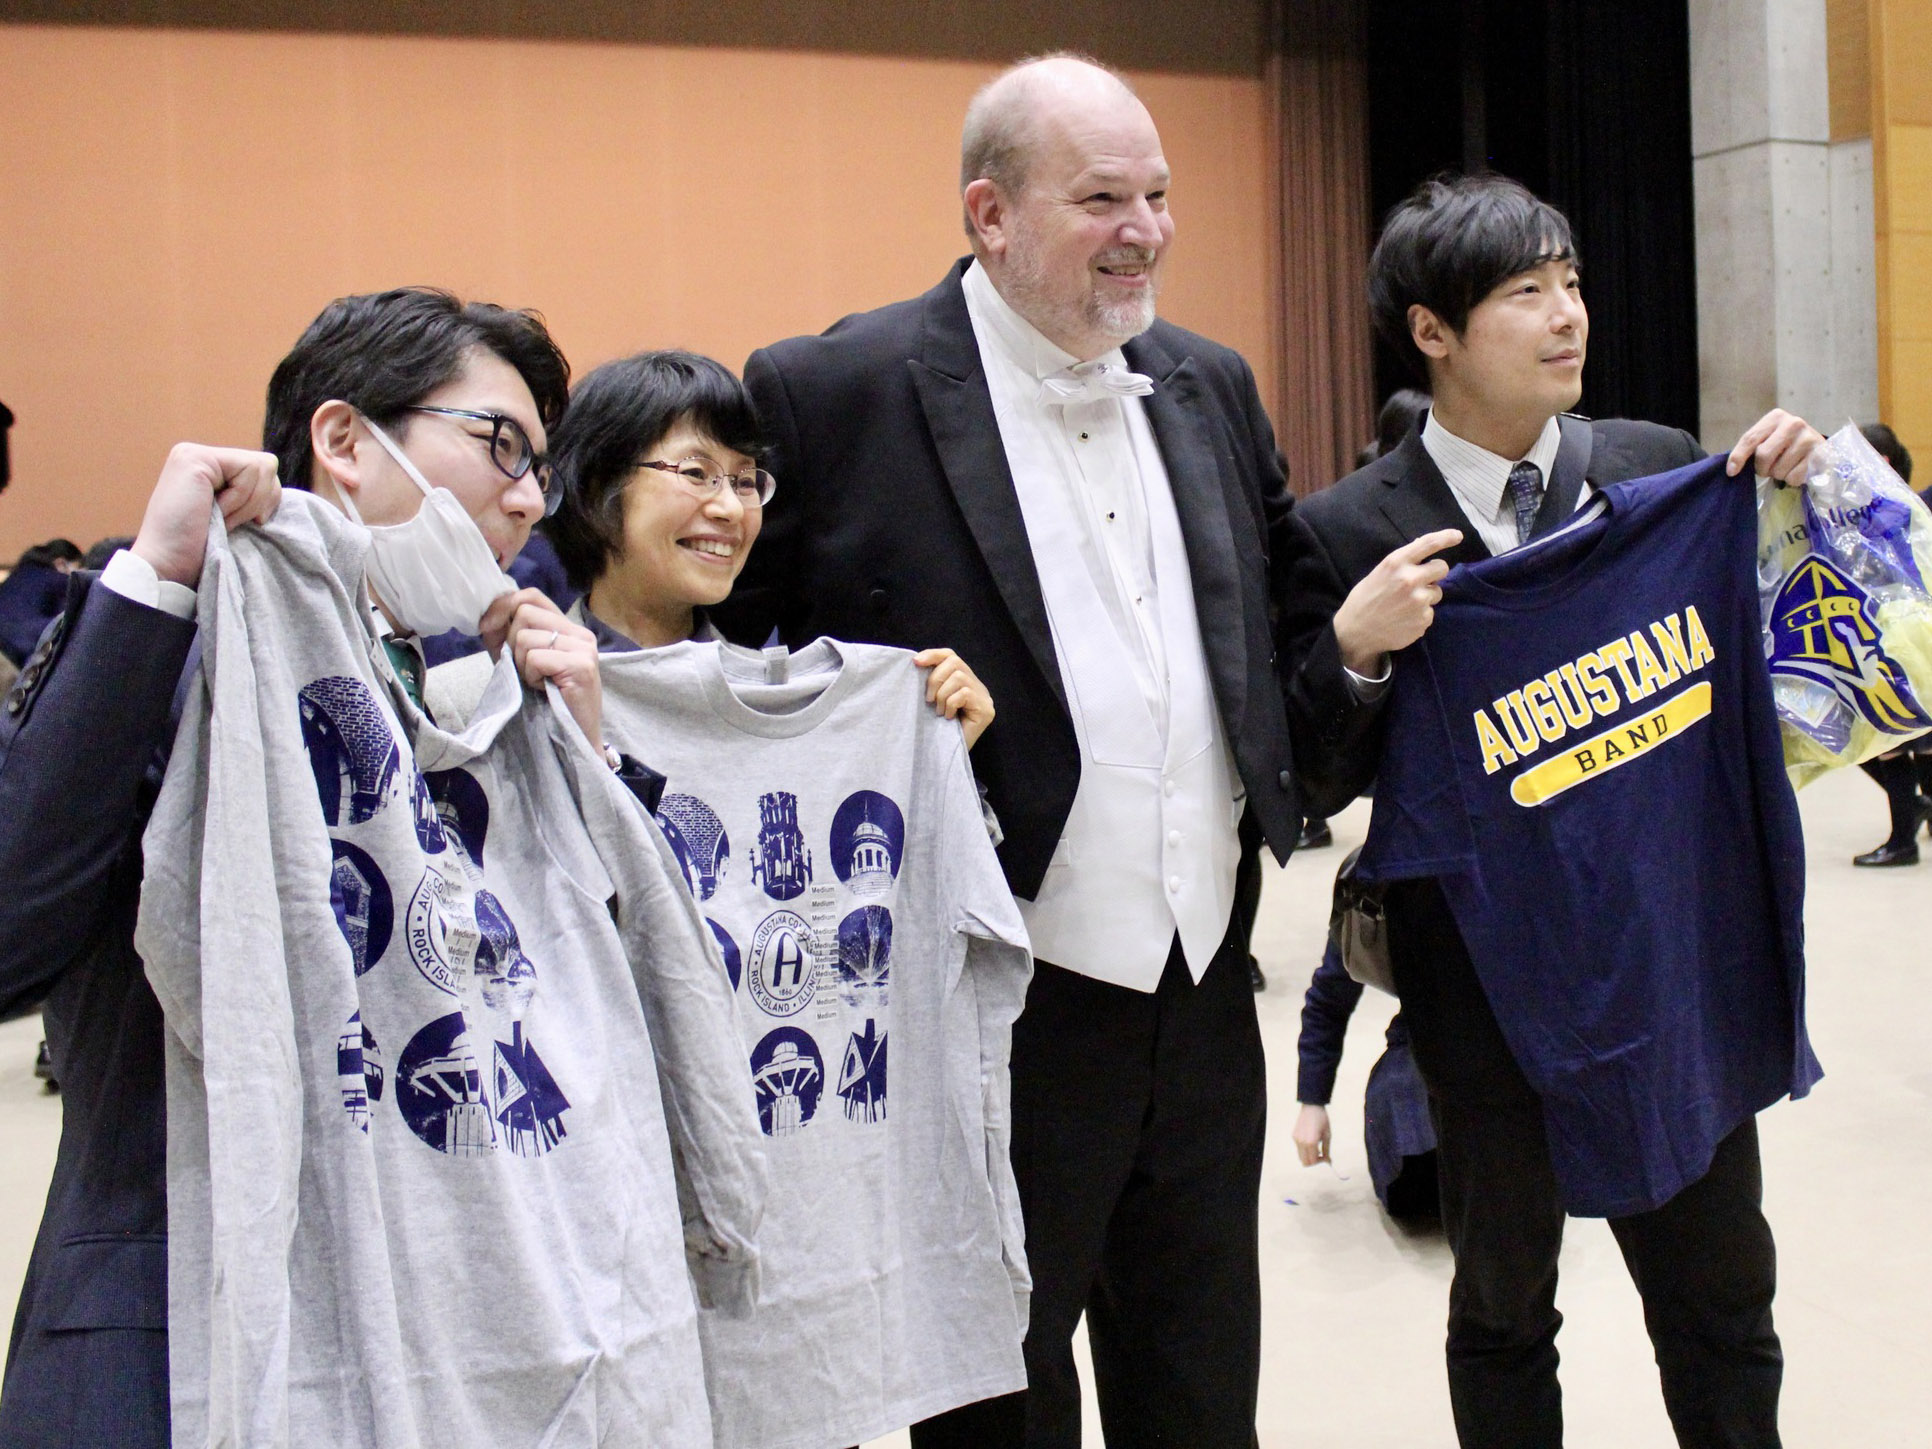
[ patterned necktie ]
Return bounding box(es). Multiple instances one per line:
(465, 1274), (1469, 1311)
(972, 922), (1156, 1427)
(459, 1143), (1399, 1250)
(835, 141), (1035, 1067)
(383, 637), (425, 711)
(1038, 361), (1156, 407)
(1506, 460), (1545, 545)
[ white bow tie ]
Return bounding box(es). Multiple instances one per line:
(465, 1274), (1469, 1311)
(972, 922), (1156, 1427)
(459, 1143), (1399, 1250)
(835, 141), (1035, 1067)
(1038, 362), (1156, 407)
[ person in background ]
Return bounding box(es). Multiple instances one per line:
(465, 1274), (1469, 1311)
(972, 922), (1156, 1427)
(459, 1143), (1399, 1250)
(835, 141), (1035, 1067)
(80, 536), (133, 572)
(0, 539), (83, 667)
(1290, 933), (1437, 1219)
(1354, 387), (1433, 472)
(1852, 422), (1930, 866)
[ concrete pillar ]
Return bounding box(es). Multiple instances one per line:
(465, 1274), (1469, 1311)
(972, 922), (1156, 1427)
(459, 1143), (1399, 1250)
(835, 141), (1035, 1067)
(1690, 0), (1874, 450)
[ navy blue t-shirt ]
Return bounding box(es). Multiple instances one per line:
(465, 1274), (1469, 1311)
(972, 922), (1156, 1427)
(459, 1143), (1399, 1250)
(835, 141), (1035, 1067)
(1357, 456), (1821, 1217)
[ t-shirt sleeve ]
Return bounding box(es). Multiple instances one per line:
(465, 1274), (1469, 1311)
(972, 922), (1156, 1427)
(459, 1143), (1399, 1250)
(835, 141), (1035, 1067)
(933, 726), (1033, 1326)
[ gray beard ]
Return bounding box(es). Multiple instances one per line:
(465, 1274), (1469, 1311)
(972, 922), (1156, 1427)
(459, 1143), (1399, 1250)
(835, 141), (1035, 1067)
(1001, 240), (1157, 353)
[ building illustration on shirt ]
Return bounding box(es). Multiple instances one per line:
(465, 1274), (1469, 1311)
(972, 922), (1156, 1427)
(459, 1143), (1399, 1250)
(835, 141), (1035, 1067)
(658, 793), (731, 901)
(298, 675), (402, 826)
(328, 839), (392, 977)
(750, 790), (813, 900)
(751, 1026), (823, 1136)
(837, 1020), (887, 1124)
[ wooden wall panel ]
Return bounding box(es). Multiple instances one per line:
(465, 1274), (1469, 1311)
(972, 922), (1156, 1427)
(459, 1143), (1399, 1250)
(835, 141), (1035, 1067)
(1871, 0), (1932, 460)
(1827, 0), (1870, 141)
(0, 25), (1272, 556)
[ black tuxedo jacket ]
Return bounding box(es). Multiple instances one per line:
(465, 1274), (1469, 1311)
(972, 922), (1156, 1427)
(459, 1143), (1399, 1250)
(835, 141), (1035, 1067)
(716, 259), (1360, 898)
(1288, 413), (1705, 807)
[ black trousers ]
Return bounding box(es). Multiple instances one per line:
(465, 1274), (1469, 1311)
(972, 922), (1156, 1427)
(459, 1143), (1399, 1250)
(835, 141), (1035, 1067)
(1860, 752), (1932, 845)
(912, 919), (1267, 1449)
(1388, 880), (1783, 1449)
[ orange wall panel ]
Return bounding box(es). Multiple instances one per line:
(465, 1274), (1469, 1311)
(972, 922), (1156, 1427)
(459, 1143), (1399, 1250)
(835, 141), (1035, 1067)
(0, 24), (1272, 557)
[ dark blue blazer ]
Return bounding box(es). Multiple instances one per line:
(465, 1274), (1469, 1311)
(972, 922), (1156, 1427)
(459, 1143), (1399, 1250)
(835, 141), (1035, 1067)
(0, 573), (192, 1449)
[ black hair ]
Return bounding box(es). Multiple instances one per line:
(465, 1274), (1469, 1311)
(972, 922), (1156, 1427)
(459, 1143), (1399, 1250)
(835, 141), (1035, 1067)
(1375, 387), (1433, 458)
(1862, 422), (1913, 484)
(262, 287), (570, 492)
(15, 538), (81, 570)
(1368, 174), (1578, 381)
(82, 535), (136, 572)
(542, 350), (766, 593)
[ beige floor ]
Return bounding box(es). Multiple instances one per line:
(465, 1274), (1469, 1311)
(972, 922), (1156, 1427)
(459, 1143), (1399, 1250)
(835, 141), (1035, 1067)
(1, 767), (1925, 1444)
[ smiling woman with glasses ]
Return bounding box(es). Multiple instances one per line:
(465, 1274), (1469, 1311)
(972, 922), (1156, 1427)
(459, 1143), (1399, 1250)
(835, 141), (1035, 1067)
(530, 348), (995, 746)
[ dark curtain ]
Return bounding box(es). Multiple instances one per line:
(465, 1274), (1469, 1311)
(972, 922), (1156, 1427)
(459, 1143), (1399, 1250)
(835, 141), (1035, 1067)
(1365, 0), (1698, 436)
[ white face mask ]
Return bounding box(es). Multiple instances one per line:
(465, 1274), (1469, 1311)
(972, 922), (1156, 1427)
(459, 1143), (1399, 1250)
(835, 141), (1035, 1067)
(337, 416), (517, 637)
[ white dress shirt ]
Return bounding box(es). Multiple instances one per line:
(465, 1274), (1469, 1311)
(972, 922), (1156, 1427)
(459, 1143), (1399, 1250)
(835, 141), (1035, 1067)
(961, 260), (1241, 991)
(1422, 411), (1576, 556)
(101, 548), (198, 619)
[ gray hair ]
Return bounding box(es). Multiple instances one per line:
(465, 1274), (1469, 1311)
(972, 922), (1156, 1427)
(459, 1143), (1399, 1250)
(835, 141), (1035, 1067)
(959, 53), (1135, 239)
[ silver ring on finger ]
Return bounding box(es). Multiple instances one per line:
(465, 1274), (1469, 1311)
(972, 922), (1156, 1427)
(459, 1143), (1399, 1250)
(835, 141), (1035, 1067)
(547, 628), (560, 650)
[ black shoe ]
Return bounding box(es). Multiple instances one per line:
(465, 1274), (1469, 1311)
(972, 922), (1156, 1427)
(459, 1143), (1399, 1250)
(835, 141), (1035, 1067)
(1248, 954), (1267, 992)
(1296, 819), (1333, 850)
(34, 1039), (57, 1093)
(1854, 840), (1920, 867)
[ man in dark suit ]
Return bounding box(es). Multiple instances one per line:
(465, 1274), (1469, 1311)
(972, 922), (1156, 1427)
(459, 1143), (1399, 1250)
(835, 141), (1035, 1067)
(0, 457), (277, 1449)
(716, 53), (1417, 1449)
(0, 289), (630, 1449)
(1288, 174), (1823, 1449)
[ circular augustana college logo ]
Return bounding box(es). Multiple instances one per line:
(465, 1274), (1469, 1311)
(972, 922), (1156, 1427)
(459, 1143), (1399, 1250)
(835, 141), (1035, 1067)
(748, 910), (816, 1018)
(407, 864), (480, 996)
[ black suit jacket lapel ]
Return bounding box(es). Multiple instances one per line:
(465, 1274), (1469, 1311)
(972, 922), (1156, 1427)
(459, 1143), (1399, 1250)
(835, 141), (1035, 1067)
(1379, 428), (1492, 566)
(906, 264), (1067, 712)
(1125, 331), (1249, 735)
(1530, 413), (1596, 538)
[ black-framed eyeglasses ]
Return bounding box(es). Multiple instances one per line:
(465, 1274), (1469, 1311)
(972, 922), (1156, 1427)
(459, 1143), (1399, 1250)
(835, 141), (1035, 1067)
(401, 406), (558, 515)
(636, 458), (777, 508)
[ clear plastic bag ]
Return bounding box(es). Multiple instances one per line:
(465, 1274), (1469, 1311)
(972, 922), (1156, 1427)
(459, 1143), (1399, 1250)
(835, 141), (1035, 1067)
(1757, 422), (1932, 787)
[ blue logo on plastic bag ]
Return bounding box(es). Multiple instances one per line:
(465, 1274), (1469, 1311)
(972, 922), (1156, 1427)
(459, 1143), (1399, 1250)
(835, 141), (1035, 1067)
(1767, 553), (1932, 735)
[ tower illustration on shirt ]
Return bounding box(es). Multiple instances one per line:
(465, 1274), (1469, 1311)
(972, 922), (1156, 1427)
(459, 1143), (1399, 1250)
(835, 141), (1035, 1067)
(298, 676), (402, 826)
(397, 1012), (496, 1155)
(473, 889), (570, 1156)
(751, 1027), (824, 1136)
(830, 790), (906, 897)
(749, 790), (813, 901)
(336, 1013), (385, 1131)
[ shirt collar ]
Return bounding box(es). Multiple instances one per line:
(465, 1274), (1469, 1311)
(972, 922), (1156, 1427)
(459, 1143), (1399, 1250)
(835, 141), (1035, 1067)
(1422, 411), (1565, 523)
(961, 258), (1129, 382)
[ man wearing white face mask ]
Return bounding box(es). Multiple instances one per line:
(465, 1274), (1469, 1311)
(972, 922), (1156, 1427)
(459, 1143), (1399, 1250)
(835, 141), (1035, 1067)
(0, 287), (651, 1448)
